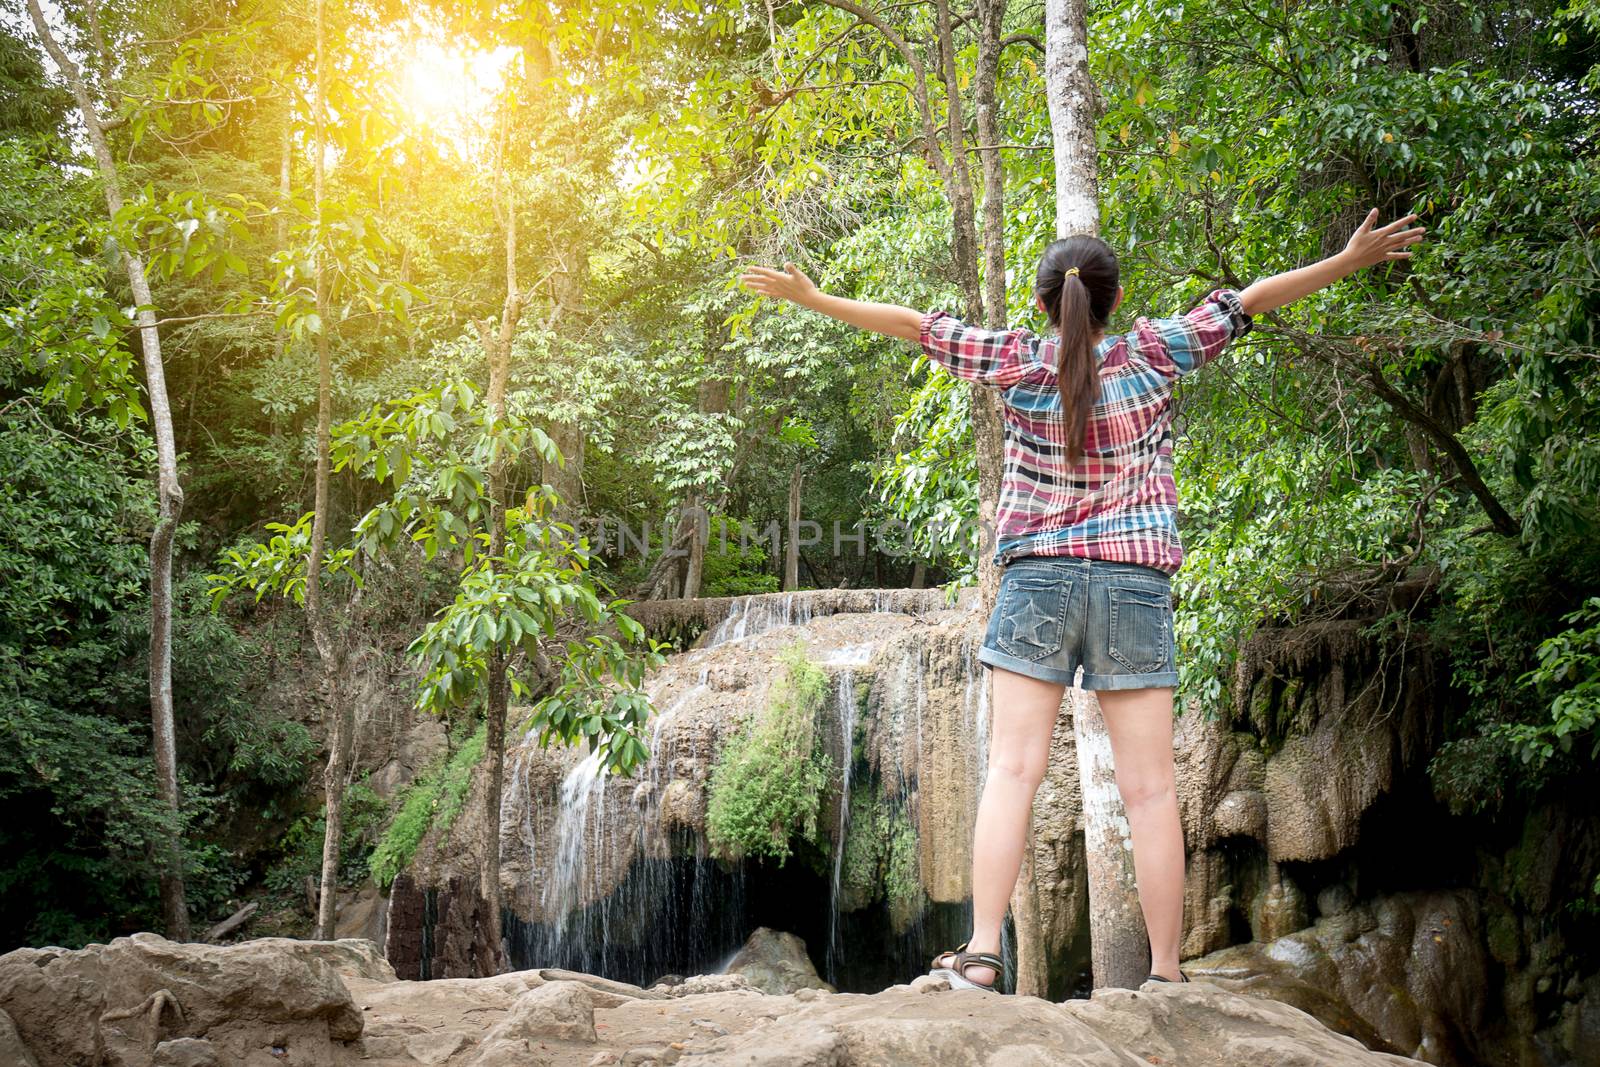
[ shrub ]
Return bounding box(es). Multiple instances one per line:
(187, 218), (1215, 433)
(705, 642), (833, 864)
(262, 779), (387, 900)
(369, 721), (487, 889)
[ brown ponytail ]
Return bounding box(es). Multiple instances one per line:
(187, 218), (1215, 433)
(1035, 237), (1120, 464)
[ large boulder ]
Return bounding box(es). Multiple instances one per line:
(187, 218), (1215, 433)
(674, 982), (1420, 1066)
(1, 934), (1427, 1067)
(469, 982), (596, 1065)
(1188, 888), (1489, 1063)
(0, 1007), (40, 1067)
(722, 928), (834, 995)
(0, 933), (363, 1067)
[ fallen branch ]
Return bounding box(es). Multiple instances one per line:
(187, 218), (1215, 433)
(203, 901), (259, 942)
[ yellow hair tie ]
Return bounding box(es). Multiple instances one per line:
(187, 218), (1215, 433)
(1064, 267), (1080, 277)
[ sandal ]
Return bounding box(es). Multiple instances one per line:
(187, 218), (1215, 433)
(1145, 970), (1189, 983)
(928, 942), (1003, 993)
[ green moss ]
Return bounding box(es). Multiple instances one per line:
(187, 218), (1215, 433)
(705, 642), (834, 865)
(885, 807), (928, 934)
(369, 722), (487, 889)
(839, 782), (886, 911)
(836, 780), (927, 932)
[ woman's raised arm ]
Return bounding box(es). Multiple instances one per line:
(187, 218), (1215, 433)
(739, 263), (923, 341)
(1237, 208), (1426, 316)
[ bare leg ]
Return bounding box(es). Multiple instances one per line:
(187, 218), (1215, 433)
(1096, 686), (1184, 981)
(942, 667), (1065, 986)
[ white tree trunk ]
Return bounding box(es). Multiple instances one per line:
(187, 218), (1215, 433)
(1045, 0), (1148, 990)
(26, 0), (190, 940)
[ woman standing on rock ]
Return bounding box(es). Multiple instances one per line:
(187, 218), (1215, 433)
(739, 209), (1425, 990)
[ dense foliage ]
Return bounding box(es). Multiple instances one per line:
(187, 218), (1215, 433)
(705, 642), (834, 865)
(1, 0), (1596, 943)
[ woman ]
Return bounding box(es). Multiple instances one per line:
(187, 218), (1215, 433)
(738, 207), (1425, 991)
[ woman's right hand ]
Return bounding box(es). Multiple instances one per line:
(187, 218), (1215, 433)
(1341, 208), (1427, 270)
(739, 262), (819, 305)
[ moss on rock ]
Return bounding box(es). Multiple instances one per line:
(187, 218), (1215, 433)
(705, 642), (835, 865)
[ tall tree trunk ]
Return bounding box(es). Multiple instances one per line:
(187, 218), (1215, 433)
(784, 465), (804, 590)
(1045, 0), (1148, 990)
(542, 421), (585, 516)
(969, 0), (1010, 617)
(929, 0), (1008, 605)
(307, 0), (352, 942)
(273, 116), (291, 368)
(682, 495), (708, 600)
(26, 0), (190, 940)
(474, 148), (523, 973)
(682, 377), (729, 601)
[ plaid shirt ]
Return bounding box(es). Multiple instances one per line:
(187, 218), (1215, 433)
(918, 288), (1254, 574)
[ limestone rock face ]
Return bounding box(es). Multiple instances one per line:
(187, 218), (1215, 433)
(722, 928), (834, 995)
(1188, 889), (1489, 1064)
(0, 1007), (40, 1067)
(404, 585), (1445, 1007)
(0, 932), (363, 1067)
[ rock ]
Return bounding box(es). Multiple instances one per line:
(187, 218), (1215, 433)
(1189, 888), (1487, 1063)
(1070, 984), (1421, 1067)
(538, 968), (666, 1003)
(722, 928), (834, 996)
(334, 883), (388, 946)
(356, 970), (544, 1043)
(907, 974), (949, 994)
(1252, 864), (1310, 940)
(1562, 972), (1600, 1067)
(1318, 882), (1356, 919)
(658, 779), (705, 833)
(405, 1030), (473, 1063)
(470, 980), (596, 1064)
(0, 1008), (40, 1067)
(673, 983), (1417, 1066)
(1214, 788), (1268, 839)
(0, 933), (362, 1067)
(357, 1035), (411, 1060)
(252, 936), (397, 982)
(152, 1037), (220, 1067)
(2, 934), (1427, 1067)
(657, 974), (756, 997)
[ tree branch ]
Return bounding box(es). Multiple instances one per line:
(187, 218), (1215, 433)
(1363, 356), (1521, 538)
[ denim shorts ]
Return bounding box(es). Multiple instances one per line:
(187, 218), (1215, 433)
(977, 556), (1178, 690)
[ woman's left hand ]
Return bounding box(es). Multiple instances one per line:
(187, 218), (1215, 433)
(739, 262), (819, 306)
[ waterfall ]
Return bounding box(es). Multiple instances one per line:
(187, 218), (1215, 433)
(702, 592), (816, 647)
(540, 747), (608, 938)
(491, 590), (986, 991)
(821, 643), (873, 985)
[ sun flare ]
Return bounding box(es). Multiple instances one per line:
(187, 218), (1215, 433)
(398, 41), (519, 127)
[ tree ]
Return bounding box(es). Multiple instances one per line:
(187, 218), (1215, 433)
(1037, 0), (1148, 992)
(333, 375), (667, 969)
(25, 0), (190, 939)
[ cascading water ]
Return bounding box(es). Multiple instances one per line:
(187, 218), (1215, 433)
(821, 642), (873, 985)
(496, 590), (990, 992)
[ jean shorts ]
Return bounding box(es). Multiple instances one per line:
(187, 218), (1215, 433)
(977, 556), (1178, 690)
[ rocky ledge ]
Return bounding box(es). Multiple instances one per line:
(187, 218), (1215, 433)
(0, 934), (1422, 1067)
